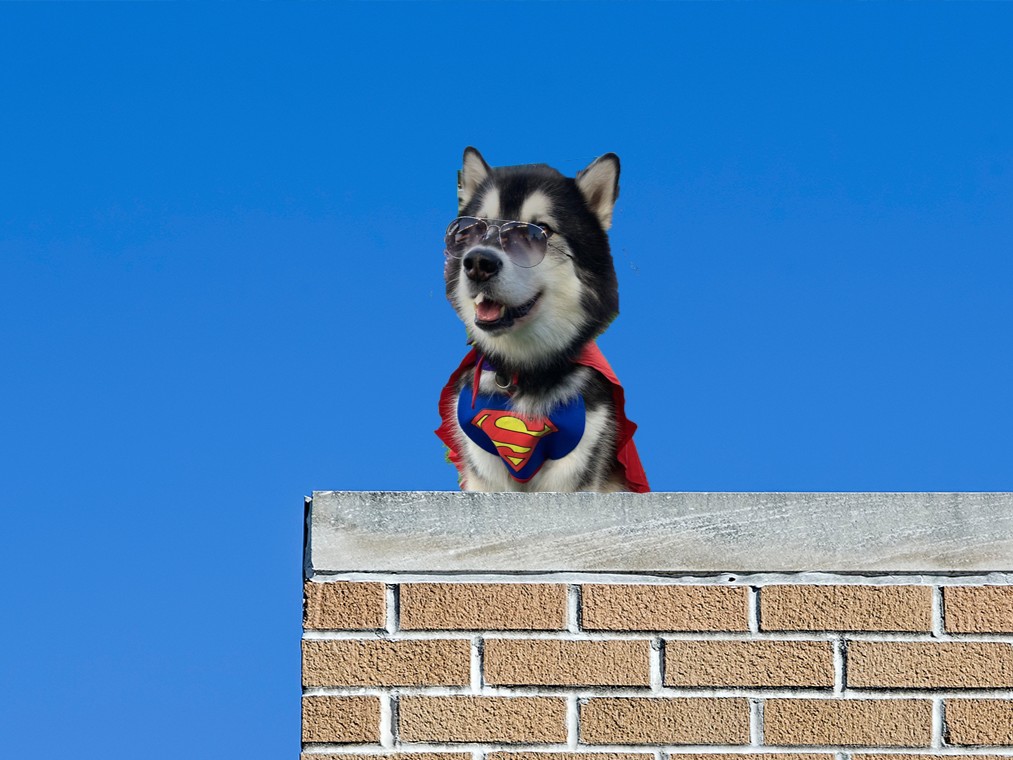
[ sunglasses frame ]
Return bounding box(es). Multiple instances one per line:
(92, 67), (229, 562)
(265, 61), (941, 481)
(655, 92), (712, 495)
(444, 216), (555, 268)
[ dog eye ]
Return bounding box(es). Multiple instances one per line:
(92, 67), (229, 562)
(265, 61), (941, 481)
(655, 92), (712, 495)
(534, 222), (554, 236)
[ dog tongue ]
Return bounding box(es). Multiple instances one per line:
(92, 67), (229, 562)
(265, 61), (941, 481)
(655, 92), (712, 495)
(475, 299), (505, 322)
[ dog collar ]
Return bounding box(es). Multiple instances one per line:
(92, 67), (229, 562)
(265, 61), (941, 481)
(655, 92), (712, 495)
(473, 355), (518, 404)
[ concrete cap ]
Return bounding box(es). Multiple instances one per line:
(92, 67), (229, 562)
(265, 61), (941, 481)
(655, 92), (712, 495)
(305, 491), (1013, 575)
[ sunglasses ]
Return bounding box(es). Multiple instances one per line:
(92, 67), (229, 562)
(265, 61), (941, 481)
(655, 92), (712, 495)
(444, 216), (553, 268)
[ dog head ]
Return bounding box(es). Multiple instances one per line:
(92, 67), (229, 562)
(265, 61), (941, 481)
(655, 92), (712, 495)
(444, 147), (621, 371)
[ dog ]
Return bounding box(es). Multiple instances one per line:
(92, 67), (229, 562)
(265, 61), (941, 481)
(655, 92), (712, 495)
(435, 148), (649, 493)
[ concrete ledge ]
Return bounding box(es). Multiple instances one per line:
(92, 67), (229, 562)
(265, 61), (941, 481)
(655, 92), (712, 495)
(305, 491), (1013, 575)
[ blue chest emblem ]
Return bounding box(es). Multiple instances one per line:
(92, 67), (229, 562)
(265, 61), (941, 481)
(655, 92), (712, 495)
(457, 386), (586, 482)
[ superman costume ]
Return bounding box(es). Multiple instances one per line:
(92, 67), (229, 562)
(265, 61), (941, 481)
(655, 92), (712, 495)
(436, 342), (650, 492)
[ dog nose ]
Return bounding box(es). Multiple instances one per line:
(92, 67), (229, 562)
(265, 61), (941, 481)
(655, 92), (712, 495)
(462, 248), (502, 282)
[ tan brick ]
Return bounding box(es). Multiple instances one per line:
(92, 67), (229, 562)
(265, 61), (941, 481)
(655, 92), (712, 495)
(301, 695), (380, 743)
(664, 640), (833, 688)
(764, 699), (932, 747)
(400, 584), (567, 631)
(399, 696), (567, 743)
(672, 756), (831, 760)
(302, 756), (470, 760)
(304, 581), (385, 630)
(490, 755), (650, 760)
(761, 586), (932, 632)
(946, 700), (1013, 745)
(849, 641), (1013, 689)
(484, 639), (650, 686)
(580, 698), (749, 745)
(581, 585), (748, 632)
(302, 639), (470, 687)
(857, 756), (1009, 760)
(945, 587), (1013, 633)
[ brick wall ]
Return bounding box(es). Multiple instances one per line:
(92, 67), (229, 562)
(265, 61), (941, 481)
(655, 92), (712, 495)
(301, 576), (1013, 757)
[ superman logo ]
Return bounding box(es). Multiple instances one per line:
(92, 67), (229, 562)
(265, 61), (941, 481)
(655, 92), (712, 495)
(470, 410), (558, 472)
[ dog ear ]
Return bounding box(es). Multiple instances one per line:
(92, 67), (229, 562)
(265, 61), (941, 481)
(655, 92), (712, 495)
(458, 147), (491, 213)
(576, 153), (620, 230)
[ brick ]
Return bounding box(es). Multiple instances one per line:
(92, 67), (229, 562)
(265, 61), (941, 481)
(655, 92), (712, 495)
(665, 640), (833, 688)
(490, 755), (650, 760)
(301, 695), (380, 744)
(400, 584), (567, 631)
(304, 581), (385, 630)
(302, 756), (470, 760)
(946, 700), (1013, 745)
(399, 696), (567, 743)
(581, 585), (748, 632)
(945, 587), (1013, 633)
(849, 641), (1013, 689)
(580, 698), (749, 745)
(856, 756), (1009, 760)
(302, 639), (470, 687)
(764, 699), (932, 747)
(761, 586), (932, 632)
(671, 756), (831, 760)
(484, 639), (650, 686)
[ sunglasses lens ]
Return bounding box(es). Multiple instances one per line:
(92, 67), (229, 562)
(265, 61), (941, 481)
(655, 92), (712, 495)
(445, 217), (486, 258)
(500, 223), (548, 267)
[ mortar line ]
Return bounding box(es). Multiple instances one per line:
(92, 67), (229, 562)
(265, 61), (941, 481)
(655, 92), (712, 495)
(933, 586), (946, 638)
(299, 744), (1013, 756)
(749, 698), (763, 746)
(303, 629), (1013, 643)
(379, 692), (394, 748)
(748, 587), (760, 634)
(932, 697), (944, 748)
(386, 584), (398, 634)
(834, 639), (846, 695)
(567, 694), (579, 748)
(304, 685), (995, 699)
(310, 571), (1013, 586)
(650, 638), (663, 693)
(470, 636), (483, 693)
(568, 584), (581, 633)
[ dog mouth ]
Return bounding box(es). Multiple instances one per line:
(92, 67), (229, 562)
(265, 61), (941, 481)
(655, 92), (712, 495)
(473, 292), (541, 331)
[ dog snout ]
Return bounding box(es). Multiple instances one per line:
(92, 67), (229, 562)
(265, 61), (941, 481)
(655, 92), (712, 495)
(462, 248), (503, 283)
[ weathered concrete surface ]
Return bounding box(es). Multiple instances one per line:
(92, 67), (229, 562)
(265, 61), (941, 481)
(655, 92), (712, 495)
(305, 492), (1013, 574)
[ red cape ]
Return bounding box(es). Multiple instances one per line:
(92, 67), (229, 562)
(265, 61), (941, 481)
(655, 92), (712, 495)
(436, 343), (650, 492)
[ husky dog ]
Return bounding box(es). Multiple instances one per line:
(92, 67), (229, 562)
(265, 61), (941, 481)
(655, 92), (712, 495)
(435, 148), (649, 493)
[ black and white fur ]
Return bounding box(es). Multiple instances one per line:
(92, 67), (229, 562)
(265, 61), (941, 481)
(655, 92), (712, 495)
(444, 147), (628, 492)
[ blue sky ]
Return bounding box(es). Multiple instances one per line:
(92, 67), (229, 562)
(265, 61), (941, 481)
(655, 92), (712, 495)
(2, 3), (1012, 757)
